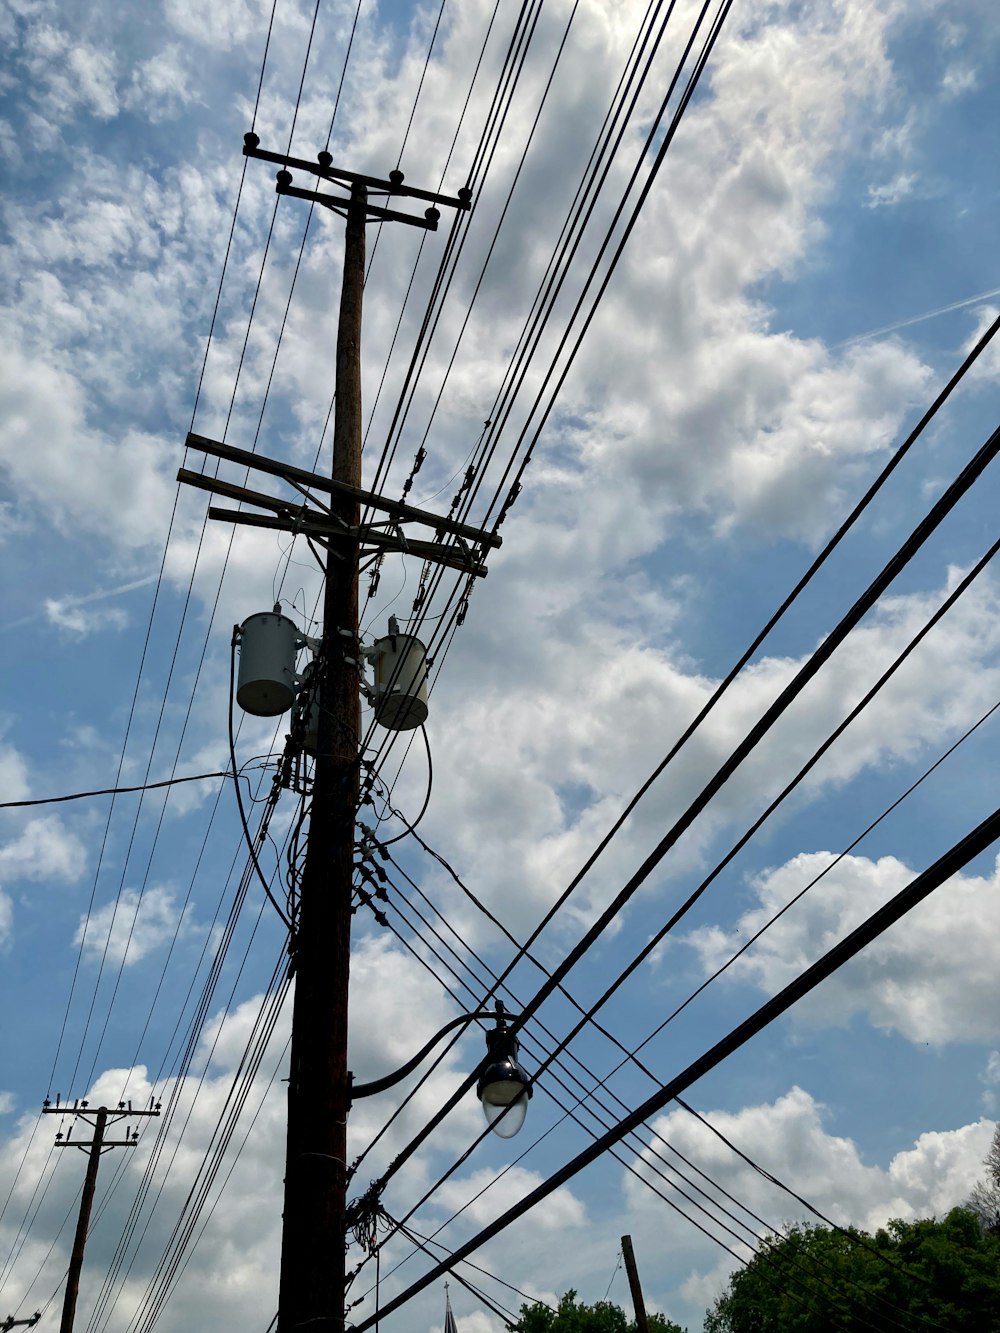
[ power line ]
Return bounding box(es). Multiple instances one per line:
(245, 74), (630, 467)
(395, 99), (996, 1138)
(354, 802), (1000, 1327)
(0, 772), (233, 809)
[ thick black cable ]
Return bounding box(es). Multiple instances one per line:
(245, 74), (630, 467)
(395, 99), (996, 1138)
(514, 527), (1000, 1105)
(0, 772), (234, 808)
(356, 803), (1000, 1327)
(365, 872), (945, 1333)
(383, 840), (956, 1326)
(373, 416), (1000, 1191)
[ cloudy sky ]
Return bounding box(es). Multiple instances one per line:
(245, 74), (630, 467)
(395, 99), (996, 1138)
(2, 0), (1000, 1330)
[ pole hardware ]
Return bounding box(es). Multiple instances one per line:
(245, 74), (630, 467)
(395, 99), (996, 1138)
(1, 1316), (41, 1330)
(219, 139), (485, 1333)
(178, 437), (497, 578)
(243, 132), (472, 231)
(352, 1002), (533, 1130)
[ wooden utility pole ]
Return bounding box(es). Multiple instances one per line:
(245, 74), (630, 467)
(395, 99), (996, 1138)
(226, 134), (477, 1333)
(621, 1235), (650, 1333)
(278, 178), (365, 1333)
(42, 1098), (160, 1333)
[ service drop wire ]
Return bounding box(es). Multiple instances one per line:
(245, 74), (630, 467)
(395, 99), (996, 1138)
(355, 802), (1000, 1329)
(371, 415), (1000, 1193)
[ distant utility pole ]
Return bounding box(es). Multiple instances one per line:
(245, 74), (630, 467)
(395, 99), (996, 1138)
(620, 1235), (650, 1333)
(1, 1312), (40, 1329)
(187, 133), (487, 1333)
(43, 1097), (161, 1333)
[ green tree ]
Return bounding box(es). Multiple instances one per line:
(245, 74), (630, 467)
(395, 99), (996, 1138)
(704, 1209), (1000, 1332)
(516, 1289), (685, 1333)
(966, 1120), (1000, 1234)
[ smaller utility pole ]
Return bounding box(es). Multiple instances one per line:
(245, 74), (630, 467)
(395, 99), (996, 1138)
(43, 1097), (161, 1333)
(621, 1234), (650, 1333)
(1, 1313), (40, 1329)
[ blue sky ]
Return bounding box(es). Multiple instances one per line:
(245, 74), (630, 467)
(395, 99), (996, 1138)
(2, 0), (1000, 1331)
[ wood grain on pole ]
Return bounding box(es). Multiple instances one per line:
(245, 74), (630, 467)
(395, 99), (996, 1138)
(621, 1235), (650, 1333)
(277, 182), (366, 1333)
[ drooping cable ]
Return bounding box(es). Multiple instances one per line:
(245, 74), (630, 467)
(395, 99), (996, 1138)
(354, 803), (1000, 1327)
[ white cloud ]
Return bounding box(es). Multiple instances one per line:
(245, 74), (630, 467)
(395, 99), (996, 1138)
(15, 19), (119, 139)
(941, 63), (978, 98)
(432, 1164), (587, 1232)
(963, 304), (1000, 383)
(0, 815), (84, 883)
(867, 172), (918, 207)
(626, 1089), (995, 1317)
(684, 848), (1000, 1044)
(0, 334), (178, 550)
(124, 44), (197, 122)
(75, 885), (198, 967)
(417, 564), (1000, 948)
(44, 598), (129, 635)
(981, 1051), (1000, 1113)
(0, 738), (31, 802)
(0, 1091), (15, 1114)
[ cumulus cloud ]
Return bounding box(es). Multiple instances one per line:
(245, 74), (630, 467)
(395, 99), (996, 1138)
(416, 563), (1000, 948)
(625, 1089), (996, 1319)
(431, 1164), (587, 1232)
(0, 739), (31, 802)
(683, 849), (1000, 1044)
(867, 172), (918, 207)
(981, 1051), (1000, 1113)
(0, 815), (85, 884)
(75, 886), (199, 967)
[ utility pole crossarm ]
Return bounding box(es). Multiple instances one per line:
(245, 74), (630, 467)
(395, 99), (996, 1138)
(204, 506), (490, 577)
(181, 433), (501, 549)
(242, 135), (472, 212)
(243, 134), (472, 231)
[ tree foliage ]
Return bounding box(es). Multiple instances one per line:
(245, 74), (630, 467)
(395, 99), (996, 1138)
(965, 1120), (1000, 1234)
(704, 1209), (1000, 1332)
(515, 1289), (685, 1333)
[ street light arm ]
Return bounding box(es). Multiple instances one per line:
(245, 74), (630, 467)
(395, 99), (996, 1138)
(351, 1011), (519, 1100)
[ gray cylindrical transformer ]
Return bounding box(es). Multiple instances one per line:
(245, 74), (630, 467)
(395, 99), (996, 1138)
(371, 632), (429, 731)
(236, 611), (299, 717)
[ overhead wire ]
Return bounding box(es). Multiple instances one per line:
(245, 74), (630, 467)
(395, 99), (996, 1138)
(359, 0), (735, 801)
(375, 834), (957, 1328)
(0, 772), (237, 809)
(356, 867), (945, 1333)
(2, 8), (285, 1262)
(354, 802), (1000, 1327)
(358, 414), (1000, 1204)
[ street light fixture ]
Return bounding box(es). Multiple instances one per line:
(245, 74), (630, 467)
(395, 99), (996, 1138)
(352, 1001), (532, 1139)
(476, 1003), (532, 1139)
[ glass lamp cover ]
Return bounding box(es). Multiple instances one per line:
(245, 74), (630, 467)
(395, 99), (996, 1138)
(482, 1090), (529, 1138)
